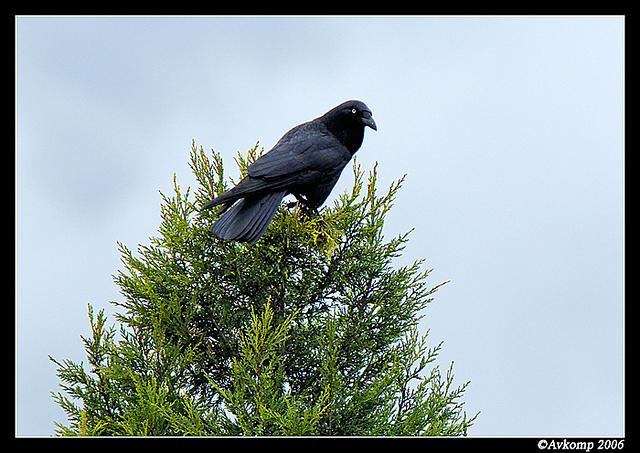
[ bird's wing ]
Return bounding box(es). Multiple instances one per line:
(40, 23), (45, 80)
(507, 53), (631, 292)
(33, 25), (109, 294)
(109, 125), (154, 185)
(201, 123), (350, 210)
(247, 126), (350, 181)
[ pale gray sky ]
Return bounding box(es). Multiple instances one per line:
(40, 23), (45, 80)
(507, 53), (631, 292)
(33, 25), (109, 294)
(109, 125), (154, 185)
(16, 16), (624, 436)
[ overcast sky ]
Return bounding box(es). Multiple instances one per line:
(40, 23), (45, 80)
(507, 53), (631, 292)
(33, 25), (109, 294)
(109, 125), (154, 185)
(16, 16), (624, 437)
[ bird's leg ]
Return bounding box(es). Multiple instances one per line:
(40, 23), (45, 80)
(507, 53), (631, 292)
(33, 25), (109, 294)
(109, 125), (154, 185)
(285, 192), (308, 210)
(283, 192), (301, 209)
(293, 193), (321, 218)
(301, 205), (320, 219)
(293, 192), (308, 205)
(284, 193), (321, 218)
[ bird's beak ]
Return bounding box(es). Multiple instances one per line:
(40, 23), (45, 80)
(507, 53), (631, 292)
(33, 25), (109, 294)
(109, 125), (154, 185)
(362, 112), (377, 131)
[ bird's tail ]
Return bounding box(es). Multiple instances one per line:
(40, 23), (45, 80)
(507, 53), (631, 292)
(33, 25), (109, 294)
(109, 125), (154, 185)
(209, 190), (287, 243)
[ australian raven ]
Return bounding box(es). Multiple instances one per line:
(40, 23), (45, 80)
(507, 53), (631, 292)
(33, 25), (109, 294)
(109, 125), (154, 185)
(201, 100), (377, 242)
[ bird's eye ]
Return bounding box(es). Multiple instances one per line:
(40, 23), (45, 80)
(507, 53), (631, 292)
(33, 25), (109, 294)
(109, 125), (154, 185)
(351, 108), (357, 114)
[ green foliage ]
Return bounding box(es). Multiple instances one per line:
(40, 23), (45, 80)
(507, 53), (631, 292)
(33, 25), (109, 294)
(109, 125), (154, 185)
(209, 301), (331, 435)
(50, 140), (478, 436)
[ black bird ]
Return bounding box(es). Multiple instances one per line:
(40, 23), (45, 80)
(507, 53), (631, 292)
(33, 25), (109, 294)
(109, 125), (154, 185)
(201, 100), (377, 242)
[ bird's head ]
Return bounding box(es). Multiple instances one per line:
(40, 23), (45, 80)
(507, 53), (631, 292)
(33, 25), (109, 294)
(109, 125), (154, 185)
(329, 100), (377, 131)
(321, 100), (377, 153)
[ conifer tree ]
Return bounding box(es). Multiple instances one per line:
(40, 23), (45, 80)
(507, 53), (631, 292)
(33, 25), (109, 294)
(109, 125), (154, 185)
(50, 141), (478, 436)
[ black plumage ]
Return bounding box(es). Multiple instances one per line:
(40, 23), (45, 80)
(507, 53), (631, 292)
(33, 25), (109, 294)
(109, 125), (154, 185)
(201, 100), (377, 242)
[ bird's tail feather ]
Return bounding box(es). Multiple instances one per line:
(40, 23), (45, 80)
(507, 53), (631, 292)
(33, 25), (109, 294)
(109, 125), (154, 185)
(210, 190), (286, 243)
(201, 174), (298, 212)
